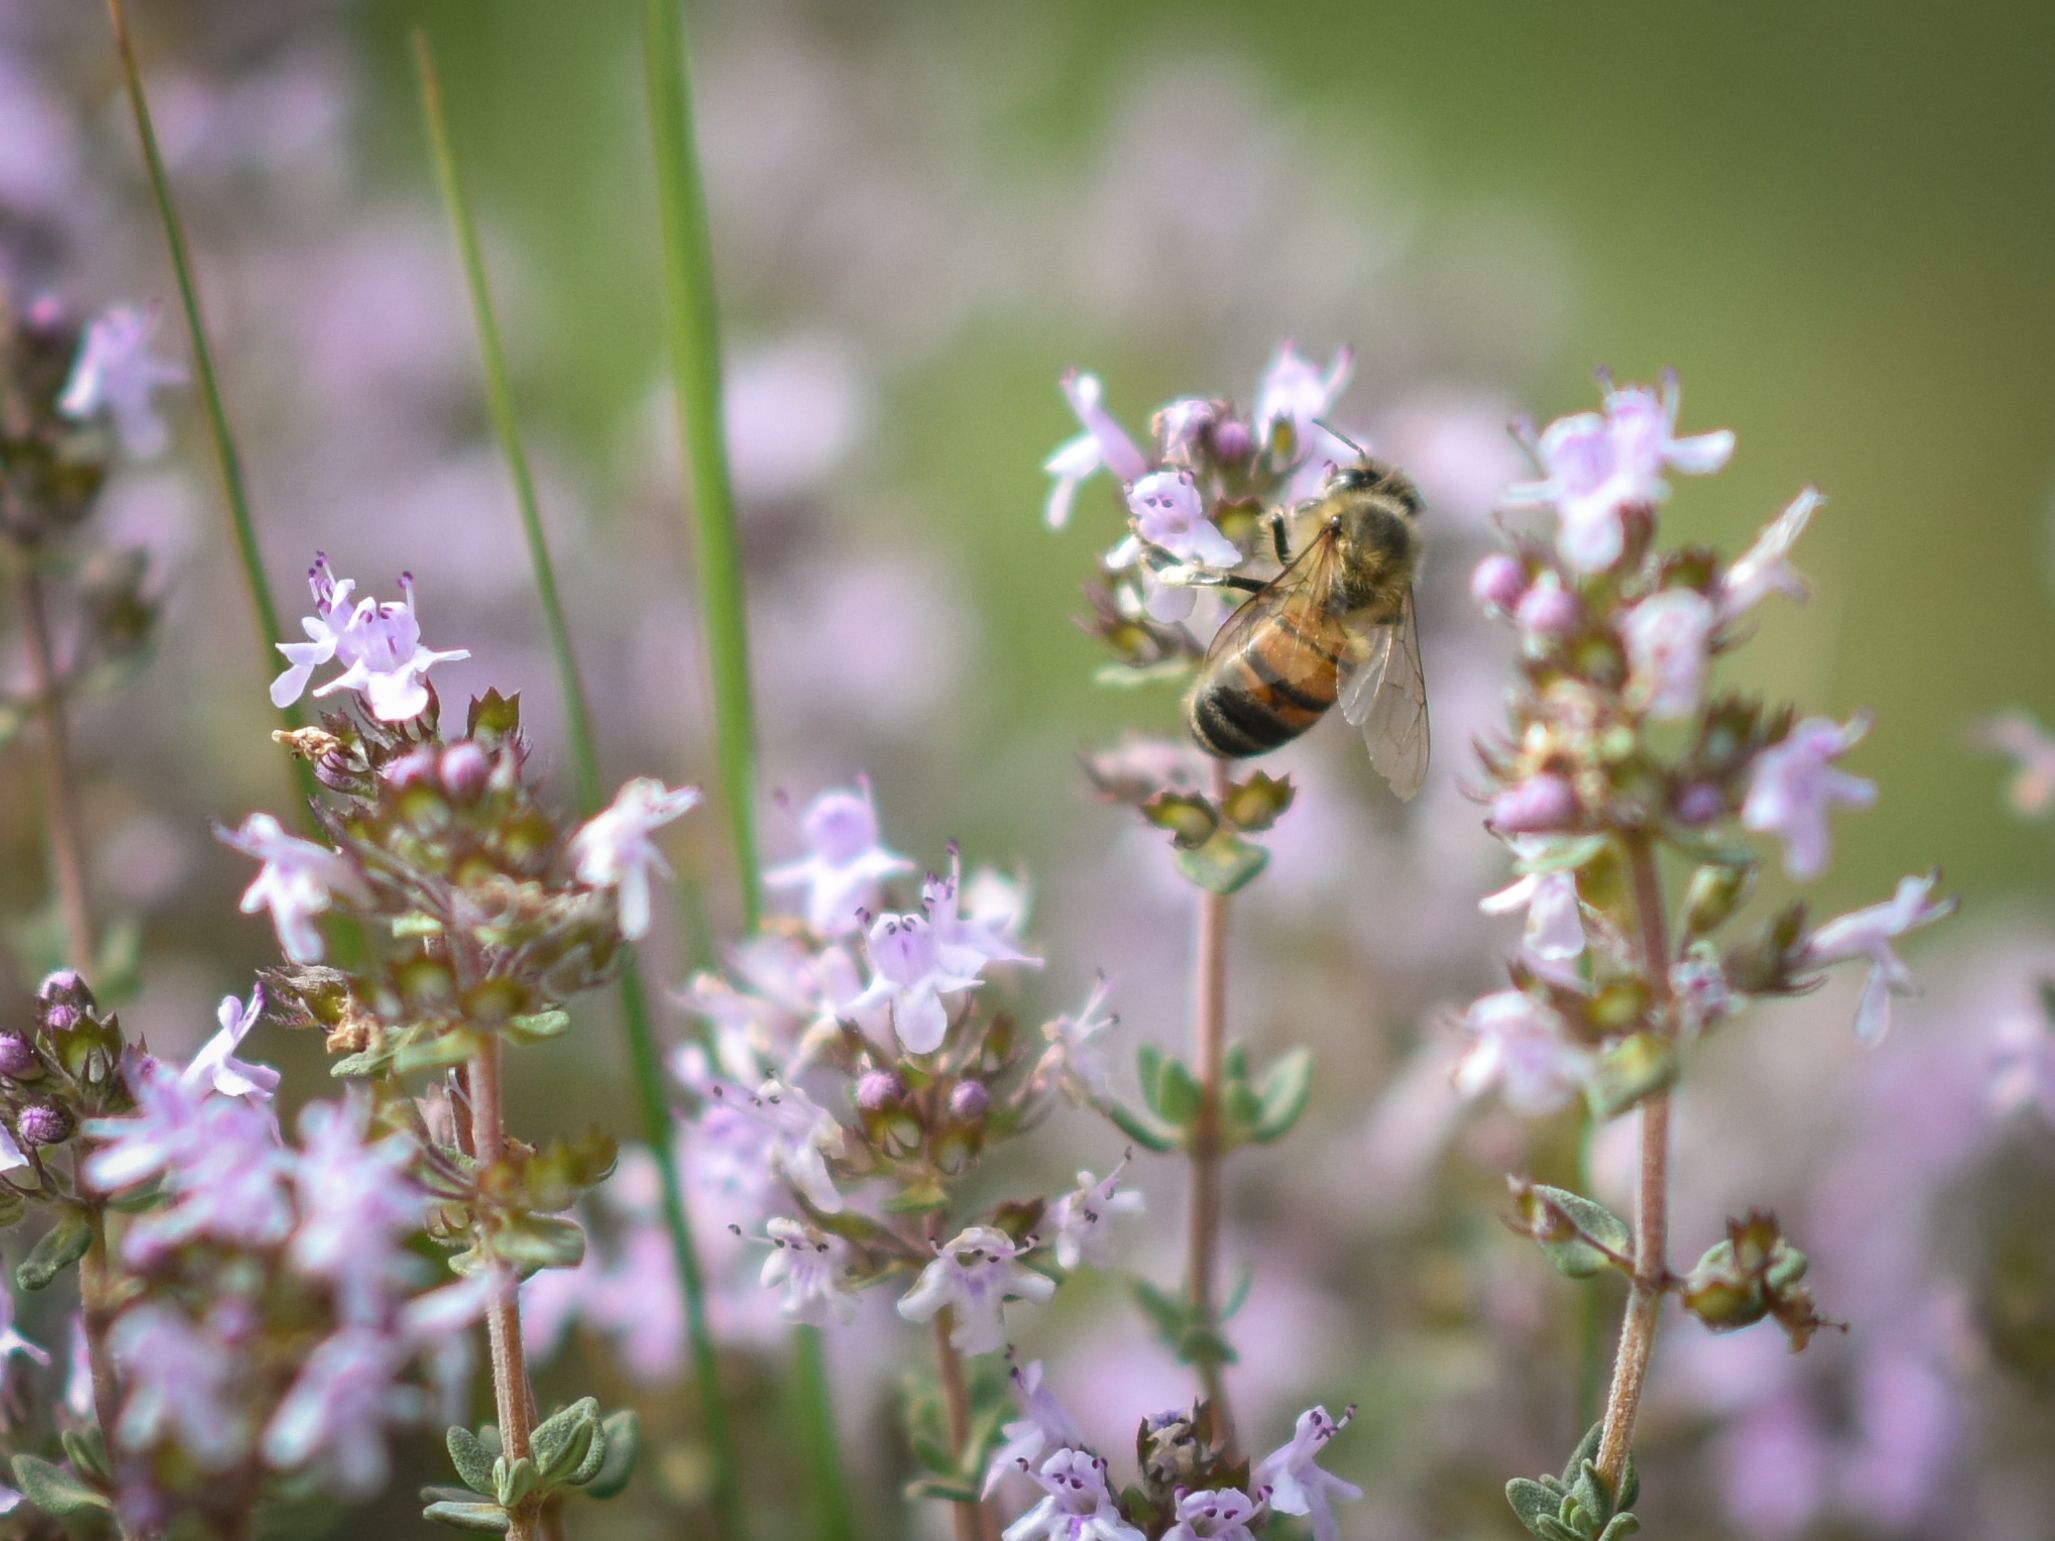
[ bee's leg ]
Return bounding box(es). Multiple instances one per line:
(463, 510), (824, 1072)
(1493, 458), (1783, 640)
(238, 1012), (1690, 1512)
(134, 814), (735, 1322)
(1156, 562), (1266, 594)
(1267, 509), (1293, 565)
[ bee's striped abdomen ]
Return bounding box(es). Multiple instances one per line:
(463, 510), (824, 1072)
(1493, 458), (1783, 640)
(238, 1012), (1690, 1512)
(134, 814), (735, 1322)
(1185, 612), (1341, 759)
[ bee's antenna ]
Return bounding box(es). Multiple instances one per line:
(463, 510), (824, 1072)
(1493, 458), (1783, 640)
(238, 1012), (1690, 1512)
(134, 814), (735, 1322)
(1313, 418), (1369, 459)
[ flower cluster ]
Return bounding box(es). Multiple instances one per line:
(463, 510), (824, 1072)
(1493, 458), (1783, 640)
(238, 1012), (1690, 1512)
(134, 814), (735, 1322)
(983, 1362), (1360, 1541)
(1462, 372), (1953, 1533)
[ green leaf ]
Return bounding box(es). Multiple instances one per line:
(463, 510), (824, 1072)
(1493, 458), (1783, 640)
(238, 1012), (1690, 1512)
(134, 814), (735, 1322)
(422, 1499), (512, 1533)
(489, 1214), (586, 1272)
(1103, 1099), (1178, 1154)
(1597, 1513), (1641, 1540)
(1247, 1047), (1315, 1143)
(532, 1399), (600, 1487)
(17, 1214), (94, 1291)
(1130, 1278), (1191, 1342)
(59, 1426), (111, 1486)
(1173, 832), (1268, 894)
(447, 1426), (497, 1495)
(394, 1029), (481, 1076)
(1151, 1056), (1201, 1129)
(1527, 1185), (1633, 1279)
(579, 1409), (639, 1500)
(1582, 1033), (1678, 1122)
(1507, 1477), (1564, 1533)
(1532, 1516), (1586, 1541)
(1513, 835), (1616, 875)
(330, 1047), (394, 1078)
(905, 1475), (982, 1503)
(11, 1455), (110, 1517)
(493, 1455), (538, 1509)
(506, 1009), (571, 1044)
(880, 1182), (951, 1215)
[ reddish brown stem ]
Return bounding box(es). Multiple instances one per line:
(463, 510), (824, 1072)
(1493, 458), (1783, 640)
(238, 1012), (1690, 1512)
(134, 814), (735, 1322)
(1186, 758), (1236, 1446)
(1596, 837), (1676, 1493)
(468, 1035), (542, 1541)
(17, 566), (94, 971)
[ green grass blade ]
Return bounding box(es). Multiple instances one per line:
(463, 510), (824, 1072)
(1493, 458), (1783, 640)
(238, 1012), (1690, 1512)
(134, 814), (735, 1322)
(103, 0), (313, 811)
(414, 31), (744, 1536)
(640, 0), (762, 935)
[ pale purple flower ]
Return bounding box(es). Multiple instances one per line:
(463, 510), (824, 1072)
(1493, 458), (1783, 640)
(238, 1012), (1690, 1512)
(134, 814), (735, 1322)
(1514, 574), (1581, 638)
(1489, 773), (1578, 834)
(183, 988), (281, 1103)
(58, 303), (186, 457)
(1002, 1447), (1144, 1541)
(1044, 371), (1149, 530)
(1719, 487), (1822, 623)
(1989, 1010), (2055, 1122)
(898, 1226), (1056, 1356)
(1164, 1487), (1263, 1541)
(1253, 1406), (1362, 1541)
(0, 1121), (25, 1176)
(1453, 991), (1591, 1116)
(759, 1217), (859, 1325)
(1798, 872), (1955, 1045)
(1042, 975), (1120, 1104)
(1253, 342), (1355, 492)
(287, 1097), (423, 1322)
(261, 1327), (421, 1498)
(1742, 714), (1878, 880)
(985, 1359), (1086, 1499)
(65, 1314), (93, 1421)
(121, 1096), (296, 1259)
(1048, 1161), (1144, 1272)
(1506, 372), (1734, 572)
(1479, 847), (1586, 962)
(217, 812), (366, 962)
(765, 783), (914, 936)
(571, 778), (702, 940)
(705, 1077), (846, 1214)
(109, 1303), (251, 1469)
(1671, 948), (1739, 1036)
(1123, 470), (1241, 569)
(271, 560), (470, 722)
(853, 911), (983, 1056)
(925, 844), (1041, 970)
(1470, 553), (1527, 616)
(1973, 709), (2055, 818)
(0, 1286), (50, 1395)
(1622, 587), (1716, 720)
(82, 1057), (213, 1193)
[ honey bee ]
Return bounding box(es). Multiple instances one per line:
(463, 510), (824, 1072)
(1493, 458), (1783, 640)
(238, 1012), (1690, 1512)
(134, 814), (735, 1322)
(1182, 459), (1430, 798)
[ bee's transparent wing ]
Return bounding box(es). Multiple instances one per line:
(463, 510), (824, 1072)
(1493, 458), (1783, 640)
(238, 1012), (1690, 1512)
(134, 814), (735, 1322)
(1339, 586), (1430, 800)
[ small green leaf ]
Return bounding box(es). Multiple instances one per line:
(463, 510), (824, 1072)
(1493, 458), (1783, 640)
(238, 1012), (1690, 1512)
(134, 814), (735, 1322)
(1247, 1047), (1315, 1143)
(1103, 1099), (1178, 1154)
(489, 1214), (586, 1272)
(17, 1213), (94, 1291)
(330, 1048), (393, 1078)
(422, 1499), (513, 1533)
(505, 1009), (570, 1043)
(1582, 1033), (1677, 1122)
(1173, 831), (1268, 894)
(493, 1454), (538, 1509)
(1524, 1184), (1633, 1279)
(1513, 835), (1616, 875)
(579, 1409), (638, 1500)
(905, 1475), (982, 1503)
(394, 1029), (480, 1076)
(447, 1426), (497, 1495)
(881, 1182), (951, 1215)
(11, 1455), (110, 1517)
(1597, 1512), (1641, 1540)
(59, 1426), (111, 1485)
(1507, 1477), (1563, 1532)
(1152, 1056), (1201, 1129)
(1532, 1515), (1586, 1541)
(532, 1399), (600, 1487)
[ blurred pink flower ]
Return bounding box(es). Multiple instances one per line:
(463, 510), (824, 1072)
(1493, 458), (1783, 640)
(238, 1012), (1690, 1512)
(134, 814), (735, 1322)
(217, 812), (366, 963)
(897, 1226), (1055, 1355)
(1719, 487), (1822, 623)
(1044, 370), (1150, 530)
(59, 303), (187, 459)
(1622, 587), (1716, 720)
(1742, 713), (1877, 880)
(570, 778), (701, 940)
(765, 782), (913, 937)
(1972, 709), (2055, 818)
(1453, 991), (1590, 1116)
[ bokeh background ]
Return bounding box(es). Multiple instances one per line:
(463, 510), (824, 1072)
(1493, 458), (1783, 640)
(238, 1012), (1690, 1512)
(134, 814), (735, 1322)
(5, 0), (2054, 1536)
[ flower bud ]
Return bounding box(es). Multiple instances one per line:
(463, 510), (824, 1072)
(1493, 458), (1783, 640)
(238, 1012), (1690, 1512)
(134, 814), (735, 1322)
(16, 1103), (71, 1148)
(1470, 553), (1527, 616)
(1515, 576), (1580, 637)
(1674, 781), (1727, 826)
(855, 1071), (905, 1114)
(1207, 416), (1253, 465)
(1490, 774), (1578, 834)
(948, 1081), (990, 1121)
(1682, 863), (1751, 938)
(0, 1035), (40, 1080)
(383, 746), (438, 789)
(440, 742), (492, 801)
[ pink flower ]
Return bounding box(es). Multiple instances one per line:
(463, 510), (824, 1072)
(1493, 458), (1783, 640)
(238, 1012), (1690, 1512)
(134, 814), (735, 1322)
(1621, 587), (1717, 720)
(270, 557), (470, 722)
(897, 1226), (1055, 1356)
(853, 911), (984, 1056)
(758, 1216), (860, 1325)
(1990, 1010), (2055, 1122)
(1453, 991), (1591, 1116)
(1742, 714), (1877, 880)
(261, 1327), (420, 1498)
(1252, 1405), (1362, 1541)
(1719, 487), (1822, 623)
(183, 988), (281, 1103)
(1479, 847), (1586, 962)
(109, 1303), (251, 1469)
(924, 844), (1041, 970)
(1489, 774), (1578, 834)
(1122, 470), (1241, 569)
(1040, 975), (1120, 1104)
(1253, 342), (1356, 497)
(1001, 1446), (1142, 1541)
(1972, 709), (2055, 818)
(1798, 871), (1955, 1044)
(570, 778), (702, 940)
(1506, 372), (1734, 572)
(1470, 553), (1527, 616)
(984, 1359), (1085, 1499)
(765, 782), (914, 936)
(287, 1097), (423, 1322)
(1047, 1160), (1144, 1271)
(217, 813), (367, 963)
(1164, 1487), (1262, 1541)
(1044, 371), (1149, 530)
(58, 302), (186, 458)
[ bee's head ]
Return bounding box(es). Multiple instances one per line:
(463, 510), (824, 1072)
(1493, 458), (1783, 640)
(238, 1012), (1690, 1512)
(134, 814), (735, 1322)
(1325, 458), (1422, 517)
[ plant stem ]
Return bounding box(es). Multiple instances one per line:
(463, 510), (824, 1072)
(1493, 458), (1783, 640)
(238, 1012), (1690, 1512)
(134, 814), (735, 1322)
(929, 1312), (995, 1541)
(414, 32), (601, 816)
(103, 0), (313, 815)
(16, 566), (94, 971)
(1573, 1109), (1605, 1432)
(642, 5), (858, 1537)
(79, 1206), (124, 1462)
(1596, 837), (1676, 1493)
(1186, 759), (1236, 1445)
(640, 0), (762, 930)
(417, 34), (744, 1537)
(468, 1034), (542, 1541)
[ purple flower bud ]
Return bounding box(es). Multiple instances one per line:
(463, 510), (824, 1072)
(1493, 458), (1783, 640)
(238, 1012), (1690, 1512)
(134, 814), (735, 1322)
(1515, 578), (1581, 637)
(383, 746), (437, 789)
(1491, 774), (1578, 833)
(17, 1103), (71, 1147)
(1675, 781), (1727, 826)
(1470, 553), (1527, 616)
(37, 970), (86, 1004)
(439, 742), (492, 801)
(1208, 416), (1254, 464)
(40, 1005), (80, 1035)
(948, 1081), (990, 1121)
(0, 1036), (38, 1078)
(856, 1070), (906, 1113)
